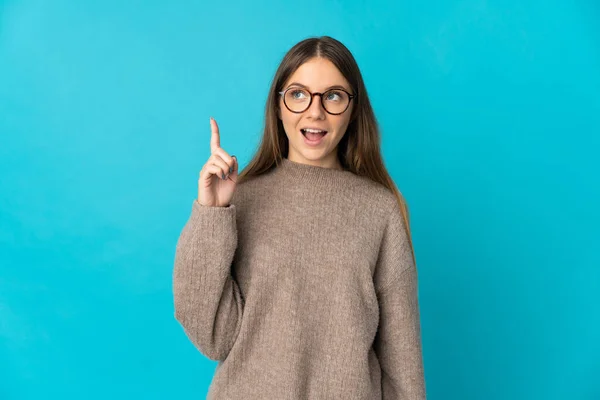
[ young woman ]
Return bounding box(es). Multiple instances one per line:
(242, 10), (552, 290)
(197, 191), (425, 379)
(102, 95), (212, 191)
(173, 36), (426, 399)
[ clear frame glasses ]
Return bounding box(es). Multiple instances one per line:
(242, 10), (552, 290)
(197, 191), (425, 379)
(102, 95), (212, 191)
(278, 86), (355, 115)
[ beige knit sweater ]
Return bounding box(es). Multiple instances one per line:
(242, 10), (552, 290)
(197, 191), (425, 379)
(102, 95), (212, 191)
(173, 157), (426, 399)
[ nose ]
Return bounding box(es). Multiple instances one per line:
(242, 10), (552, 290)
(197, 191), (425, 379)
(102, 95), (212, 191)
(307, 93), (326, 119)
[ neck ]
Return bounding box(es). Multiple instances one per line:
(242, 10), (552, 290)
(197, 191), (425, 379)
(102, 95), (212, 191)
(286, 154), (344, 171)
(273, 157), (354, 190)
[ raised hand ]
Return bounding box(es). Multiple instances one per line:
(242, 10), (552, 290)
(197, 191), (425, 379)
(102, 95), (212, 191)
(197, 117), (238, 207)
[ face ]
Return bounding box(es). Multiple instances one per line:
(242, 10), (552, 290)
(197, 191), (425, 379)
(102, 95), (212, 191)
(278, 57), (354, 169)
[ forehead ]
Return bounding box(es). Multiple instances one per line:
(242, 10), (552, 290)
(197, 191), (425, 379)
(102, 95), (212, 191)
(284, 57), (350, 91)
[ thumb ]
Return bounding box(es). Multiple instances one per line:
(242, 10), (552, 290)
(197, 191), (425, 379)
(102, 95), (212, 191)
(231, 155), (239, 176)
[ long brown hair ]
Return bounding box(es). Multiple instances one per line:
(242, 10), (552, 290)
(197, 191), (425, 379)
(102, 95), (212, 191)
(236, 35), (416, 265)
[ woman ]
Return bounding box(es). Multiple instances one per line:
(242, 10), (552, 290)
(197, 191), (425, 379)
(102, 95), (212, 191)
(173, 36), (426, 399)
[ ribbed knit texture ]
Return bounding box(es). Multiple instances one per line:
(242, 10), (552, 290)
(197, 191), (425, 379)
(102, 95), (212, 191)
(173, 157), (426, 399)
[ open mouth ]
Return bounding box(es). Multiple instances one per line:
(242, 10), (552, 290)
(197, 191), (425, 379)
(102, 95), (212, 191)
(301, 128), (328, 141)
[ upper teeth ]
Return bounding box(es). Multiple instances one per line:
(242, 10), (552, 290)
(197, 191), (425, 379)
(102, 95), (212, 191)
(304, 128), (326, 133)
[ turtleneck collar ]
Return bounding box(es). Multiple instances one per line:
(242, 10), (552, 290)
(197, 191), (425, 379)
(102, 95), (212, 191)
(274, 157), (356, 189)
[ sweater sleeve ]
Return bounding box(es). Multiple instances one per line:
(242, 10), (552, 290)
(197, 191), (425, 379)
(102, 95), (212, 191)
(373, 201), (426, 399)
(172, 199), (244, 361)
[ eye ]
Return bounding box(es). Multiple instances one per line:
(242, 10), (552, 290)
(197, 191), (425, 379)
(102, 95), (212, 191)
(290, 89), (308, 100)
(325, 91), (342, 101)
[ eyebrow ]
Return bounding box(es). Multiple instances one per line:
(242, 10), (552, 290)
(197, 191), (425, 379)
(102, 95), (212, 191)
(286, 82), (350, 92)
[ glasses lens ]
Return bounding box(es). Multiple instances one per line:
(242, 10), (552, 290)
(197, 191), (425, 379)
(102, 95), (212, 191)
(322, 89), (350, 114)
(284, 88), (311, 112)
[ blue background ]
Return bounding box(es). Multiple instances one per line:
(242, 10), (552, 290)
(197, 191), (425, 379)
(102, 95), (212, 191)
(1, 0), (599, 399)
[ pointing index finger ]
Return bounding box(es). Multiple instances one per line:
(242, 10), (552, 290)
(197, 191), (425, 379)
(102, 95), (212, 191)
(210, 117), (220, 153)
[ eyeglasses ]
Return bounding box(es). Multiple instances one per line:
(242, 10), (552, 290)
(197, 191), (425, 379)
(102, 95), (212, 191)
(278, 86), (355, 115)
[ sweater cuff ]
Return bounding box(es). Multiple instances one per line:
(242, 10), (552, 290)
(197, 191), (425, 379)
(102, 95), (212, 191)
(187, 199), (238, 258)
